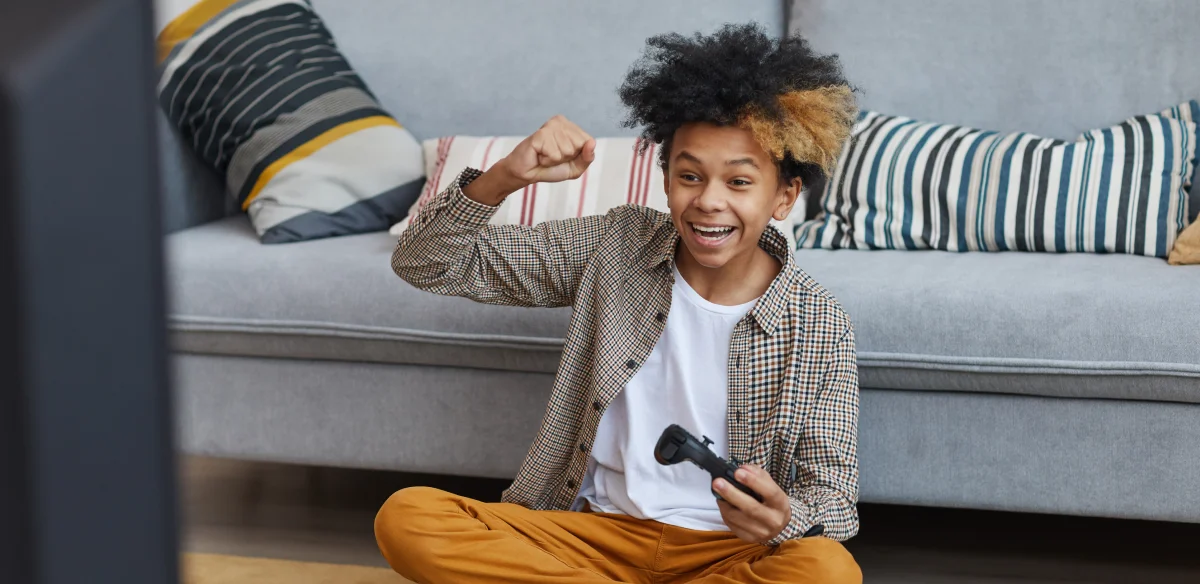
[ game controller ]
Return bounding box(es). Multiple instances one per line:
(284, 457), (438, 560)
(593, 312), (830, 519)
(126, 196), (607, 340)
(654, 424), (763, 503)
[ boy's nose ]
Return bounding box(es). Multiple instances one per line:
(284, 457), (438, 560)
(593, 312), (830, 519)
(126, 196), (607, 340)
(694, 185), (728, 212)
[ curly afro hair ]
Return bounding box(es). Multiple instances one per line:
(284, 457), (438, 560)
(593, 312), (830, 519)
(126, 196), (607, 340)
(618, 23), (857, 190)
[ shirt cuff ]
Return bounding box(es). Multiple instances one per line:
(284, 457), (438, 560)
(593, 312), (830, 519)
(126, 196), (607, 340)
(765, 497), (816, 546)
(441, 167), (499, 227)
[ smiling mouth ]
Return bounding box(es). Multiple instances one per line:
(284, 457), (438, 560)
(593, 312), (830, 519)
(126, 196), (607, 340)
(690, 222), (736, 243)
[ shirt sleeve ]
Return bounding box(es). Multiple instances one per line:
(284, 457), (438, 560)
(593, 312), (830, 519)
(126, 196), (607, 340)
(767, 325), (861, 544)
(391, 169), (608, 308)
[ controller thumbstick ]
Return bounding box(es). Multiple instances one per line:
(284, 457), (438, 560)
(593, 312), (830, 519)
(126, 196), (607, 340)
(701, 436), (714, 448)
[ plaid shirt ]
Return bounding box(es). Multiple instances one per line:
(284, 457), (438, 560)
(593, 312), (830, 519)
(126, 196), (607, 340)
(392, 169), (861, 543)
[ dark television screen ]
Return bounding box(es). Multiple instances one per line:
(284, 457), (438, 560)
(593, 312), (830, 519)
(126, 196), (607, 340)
(0, 1), (178, 583)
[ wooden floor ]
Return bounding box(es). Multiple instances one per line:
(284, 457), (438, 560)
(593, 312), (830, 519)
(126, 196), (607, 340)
(181, 456), (1200, 583)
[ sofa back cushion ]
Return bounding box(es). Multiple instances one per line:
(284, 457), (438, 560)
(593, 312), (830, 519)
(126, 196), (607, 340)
(310, 0), (784, 140)
(789, 0), (1200, 221)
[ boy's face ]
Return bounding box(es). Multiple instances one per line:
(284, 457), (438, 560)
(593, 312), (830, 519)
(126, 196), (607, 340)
(664, 123), (801, 270)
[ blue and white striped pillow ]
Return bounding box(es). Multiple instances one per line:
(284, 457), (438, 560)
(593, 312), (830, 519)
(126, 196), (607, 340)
(796, 101), (1199, 258)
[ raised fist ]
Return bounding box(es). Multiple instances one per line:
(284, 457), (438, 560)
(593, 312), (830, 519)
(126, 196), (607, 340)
(500, 115), (597, 185)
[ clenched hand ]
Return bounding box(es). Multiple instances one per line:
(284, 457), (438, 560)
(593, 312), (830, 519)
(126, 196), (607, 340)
(714, 464), (792, 544)
(463, 115), (597, 206)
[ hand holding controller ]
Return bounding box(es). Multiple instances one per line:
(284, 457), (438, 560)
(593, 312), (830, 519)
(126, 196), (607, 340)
(654, 424), (763, 503)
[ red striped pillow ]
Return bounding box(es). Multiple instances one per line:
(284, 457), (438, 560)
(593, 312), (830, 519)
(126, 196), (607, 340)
(390, 136), (798, 248)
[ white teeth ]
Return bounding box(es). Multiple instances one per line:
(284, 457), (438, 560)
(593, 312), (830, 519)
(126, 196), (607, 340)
(692, 224), (733, 234)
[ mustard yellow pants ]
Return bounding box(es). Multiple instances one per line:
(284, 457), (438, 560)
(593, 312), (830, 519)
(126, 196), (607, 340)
(375, 487), (862, 584)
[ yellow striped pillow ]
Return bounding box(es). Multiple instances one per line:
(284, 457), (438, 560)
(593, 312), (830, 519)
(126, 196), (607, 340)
(156, 0), (423, 243)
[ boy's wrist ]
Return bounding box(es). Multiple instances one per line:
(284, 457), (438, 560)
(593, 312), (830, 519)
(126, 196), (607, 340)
(462, 160), (528, 206)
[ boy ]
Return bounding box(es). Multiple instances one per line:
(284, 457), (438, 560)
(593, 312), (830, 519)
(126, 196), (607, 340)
(376, 24), (861, 584)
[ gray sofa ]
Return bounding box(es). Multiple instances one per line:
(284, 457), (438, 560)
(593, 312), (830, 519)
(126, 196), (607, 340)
(165, 0), (1200, 525)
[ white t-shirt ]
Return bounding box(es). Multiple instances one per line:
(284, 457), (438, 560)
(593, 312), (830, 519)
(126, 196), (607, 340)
(575, 266), (758, 531)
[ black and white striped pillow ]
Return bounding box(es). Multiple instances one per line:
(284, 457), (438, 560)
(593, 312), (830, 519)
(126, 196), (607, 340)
(796, 101), (1199, 258)
(156, 0), (424, 243)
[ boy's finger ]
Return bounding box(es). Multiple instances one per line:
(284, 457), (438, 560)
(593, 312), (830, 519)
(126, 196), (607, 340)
(565, 128), (591, 158)
(560, 116), (587, 137)
(537, 134), (564, 166)
(718, 501), (772, 544)
(713, 477), (761, 512)
(718, 476), (781, 529)
(570, 154), (593, 177)
(567, 159), (589, 180)
(572, 128), (594, 153)
(558, 129), (583, 159)
(716, 500), (752, 529)
(557, 131), (582, 163)
(562, 137), (594, 178)
(735, 465), (788, 506)
(528, 133), (545, 157)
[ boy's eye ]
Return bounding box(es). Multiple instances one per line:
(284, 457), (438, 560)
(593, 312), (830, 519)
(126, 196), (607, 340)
(730, 179), (752, 187)
(680, 173), (701, 182)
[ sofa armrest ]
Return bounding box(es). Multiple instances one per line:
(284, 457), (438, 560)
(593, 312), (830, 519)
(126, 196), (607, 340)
(157, 109), (233, 233)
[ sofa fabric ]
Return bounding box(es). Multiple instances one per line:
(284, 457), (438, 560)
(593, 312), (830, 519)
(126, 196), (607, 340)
(168, 217), (1200, 404)
(310, 0), (784, 141)
(174, 355), (553, 478)
(795, 248), (1200, 403)
(789, 0), (1200, 223)
(168, 217), (568, 373)
(174, 352), (1200, 523)
(858, 389), (1200, 523)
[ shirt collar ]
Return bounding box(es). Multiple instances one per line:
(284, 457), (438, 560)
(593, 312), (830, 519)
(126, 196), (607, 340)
(645, 221), (798, 336)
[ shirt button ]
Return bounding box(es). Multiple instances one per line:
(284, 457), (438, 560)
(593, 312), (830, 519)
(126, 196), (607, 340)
(655, 312), (665, 322)
(626, 359), (637, 369)
(567, 479), (577, 489)
(593, 400), (602, 411)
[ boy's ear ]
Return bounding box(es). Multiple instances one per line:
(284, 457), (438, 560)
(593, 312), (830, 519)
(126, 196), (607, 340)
(662, 165), (670, 196)
(773, 176), (803, 221)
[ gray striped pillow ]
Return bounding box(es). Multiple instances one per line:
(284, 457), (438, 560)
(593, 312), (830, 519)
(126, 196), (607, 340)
(156, 0), (424, 243)
(796, 101), (1199, 258)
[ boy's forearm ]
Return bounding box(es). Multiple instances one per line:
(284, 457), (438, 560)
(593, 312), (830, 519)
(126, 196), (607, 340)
(461, 162), (527, 206)
(768, 326), (860, 544)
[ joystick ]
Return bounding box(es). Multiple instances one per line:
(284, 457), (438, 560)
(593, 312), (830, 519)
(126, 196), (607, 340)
(654, 424), (763, 503)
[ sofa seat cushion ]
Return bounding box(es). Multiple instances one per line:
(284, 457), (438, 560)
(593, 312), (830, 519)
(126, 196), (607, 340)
(796, 249), (1200, 404)
(167, 217), (570, 373)
(169, 218), (1200, 404)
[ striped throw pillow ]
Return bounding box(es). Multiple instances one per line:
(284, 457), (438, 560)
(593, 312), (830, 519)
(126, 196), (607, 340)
(796, 101), (1199, 258)
(156, 0), (424, 243)
(389, 136), (799, 249)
